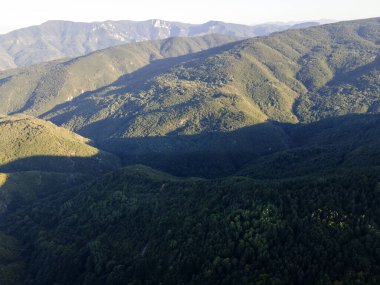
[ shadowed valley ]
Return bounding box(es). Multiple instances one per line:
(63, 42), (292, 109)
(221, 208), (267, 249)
(0, 18), (379, 285)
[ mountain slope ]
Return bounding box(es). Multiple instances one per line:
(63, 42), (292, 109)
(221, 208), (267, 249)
(0, 232), (24, 285)
(0, 171), (89, 214)
(0, 19), (323, 70)
(0, 114), (119, 173)
(31, 18), (380, 174)
(0, 18), (380, 285)
(0, 114), (120, 213)
(238, 114), (380, 179)
(0, 18), (377, 177)
(0, 34), (238, 116)
(44, 18), (380, 135)
(1, 108), (380, 285)
(2, 162), (379, 284)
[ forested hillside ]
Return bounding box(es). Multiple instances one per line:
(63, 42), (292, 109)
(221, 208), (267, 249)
(0, 114), (120, 214)
(0, 34), (237, 116)
(37, 18), (380, 175)
(42, 18), (380, 139)
(0, 17), (379, 285)
(2, 163), (379, 284)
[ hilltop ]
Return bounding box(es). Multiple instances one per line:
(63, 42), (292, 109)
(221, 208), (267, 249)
(0, 114), (120, 213)
(0, 114), (118, 173)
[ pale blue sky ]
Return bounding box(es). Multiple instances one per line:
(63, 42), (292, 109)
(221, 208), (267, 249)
(1, 0), (379, 34)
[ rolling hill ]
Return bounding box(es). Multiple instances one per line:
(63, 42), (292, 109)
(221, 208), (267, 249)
(1, 114), (379, 285)
(0, 34), (238, 116)
(0, 19), (325, 70)
(42, 17), (380, 133)
(0, 18), (377, 176)
(0, 17), (379, 285)
(32, 17), (379, 175)
(0, 114), (119, 173)
(0, 114), (120, 214)
(1, 19), (376, 136)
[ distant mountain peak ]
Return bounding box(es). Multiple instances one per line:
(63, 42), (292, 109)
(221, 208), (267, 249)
(152, 19), (171, 29)
(0, 19), (327, 71)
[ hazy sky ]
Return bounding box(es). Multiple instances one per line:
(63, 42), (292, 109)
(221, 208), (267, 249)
(0, 0), (379, 34)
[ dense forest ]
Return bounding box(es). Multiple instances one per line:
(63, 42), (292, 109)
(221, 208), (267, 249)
(2, 165), (379, 284)
(0, 17), (379, 284)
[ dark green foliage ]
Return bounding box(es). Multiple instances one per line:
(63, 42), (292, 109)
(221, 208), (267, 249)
(88, 114), (379, 178)
(1, 18), (380, 285)
(239, 114), (380, 179)
(0, 171), (90, 214)
(1, 113), (378, 284)
(98, 122), (290, 177)
(3, 165), (380, 285)
(0, 232), (25, 285)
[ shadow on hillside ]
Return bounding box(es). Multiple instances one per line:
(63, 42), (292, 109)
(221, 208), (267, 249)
(0, 152), (120, 176)
(325, 55), (380, 86)
(94, 121), (291, 178)
(2, 113), (379, 180)
(0, 114), (378, 207)
(0, 152), (121, 214)
(77, 113), (380, 178)
(109, 40), (240, 90)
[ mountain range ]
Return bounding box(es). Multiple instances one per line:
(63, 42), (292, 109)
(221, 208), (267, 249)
(1, 17), (377, 175)
(0, 34), (238, 116)
(0, 19), (327, 70)
(0, 17), (379, 285)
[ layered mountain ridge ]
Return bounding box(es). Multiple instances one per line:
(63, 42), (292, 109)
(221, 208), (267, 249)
(37, 17), (380, 173)
(0, 19), (325, 71)
(0, 17), (380, 285)
(0, 18), (378, 176)
(0, 34), (238, 116)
